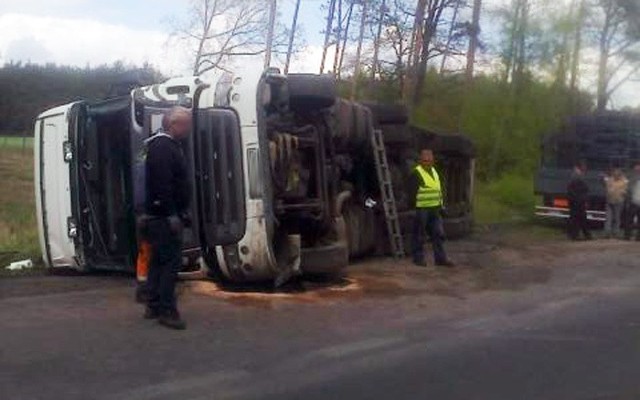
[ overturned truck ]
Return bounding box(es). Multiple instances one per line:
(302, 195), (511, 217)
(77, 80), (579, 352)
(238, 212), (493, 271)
(34, 69), (475, 284)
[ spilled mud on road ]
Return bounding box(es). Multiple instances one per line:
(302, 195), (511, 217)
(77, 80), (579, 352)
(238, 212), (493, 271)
(185, 238), (640, 307)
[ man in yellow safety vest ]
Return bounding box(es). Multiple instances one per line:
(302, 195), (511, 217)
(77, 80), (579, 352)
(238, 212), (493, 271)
(411, 148), (454, 267)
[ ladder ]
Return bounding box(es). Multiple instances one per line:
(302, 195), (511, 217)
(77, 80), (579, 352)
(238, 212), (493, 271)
(371, 129), (405, 258)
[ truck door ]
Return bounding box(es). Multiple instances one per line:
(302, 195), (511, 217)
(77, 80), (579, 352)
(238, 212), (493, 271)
(35, 103), (84, 268)
(195, 108), (246, 249)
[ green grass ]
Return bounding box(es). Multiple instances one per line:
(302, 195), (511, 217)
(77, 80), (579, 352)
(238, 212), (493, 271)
(0, 147), (40, 268)
(474, 173), (537, 225)
(0, 135), (34, 149)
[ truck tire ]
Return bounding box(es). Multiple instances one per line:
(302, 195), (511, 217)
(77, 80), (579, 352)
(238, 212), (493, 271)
(433, 134), (476, 157)
(335, 99), (354, 149)
(352, 104), (370, 145)
(362, 103), (409, 125)
(287, 74), (337, 111)
(381, 124), (413, 145)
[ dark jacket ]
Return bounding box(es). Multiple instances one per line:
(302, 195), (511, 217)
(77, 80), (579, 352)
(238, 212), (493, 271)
(567, 172), (589, 205)
(145, 133), (191, 217)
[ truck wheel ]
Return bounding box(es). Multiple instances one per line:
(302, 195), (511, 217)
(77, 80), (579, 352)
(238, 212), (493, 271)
(335, 99), (354, 149)
(352, 104), (374, 145)
(287, 74), (337, 111)
(363, 103), (409, 125)
(381, 124), (413, 145)
(432, 134), (476, 157)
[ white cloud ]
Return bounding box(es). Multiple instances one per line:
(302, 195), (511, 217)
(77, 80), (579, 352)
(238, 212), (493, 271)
(0, 13), (189, 75)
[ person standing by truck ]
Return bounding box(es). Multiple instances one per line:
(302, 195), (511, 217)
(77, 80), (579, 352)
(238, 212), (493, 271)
(567, 161), (592, 241)
(144, 107), (192, 330)
(602, 168), (628, 239)
(410, 148), (455, 268)
(624, 161), (640, 240)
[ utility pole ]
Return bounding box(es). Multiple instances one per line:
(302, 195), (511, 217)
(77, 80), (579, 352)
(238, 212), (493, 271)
(350, 1), (368, 100)
(264, 0), (278, 69)
(371, 0), (387, 79)
(320, 0), (337, 73)
(285, 0), (302, 74)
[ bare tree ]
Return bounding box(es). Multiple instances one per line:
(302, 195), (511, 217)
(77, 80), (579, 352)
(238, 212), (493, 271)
(173, 0), (284, 75)
(409, 0), (466, 105)
(569, 0), (586, 93)
(465, 0), (481, 84)
(375, 0), (414, 91)
(320, 0), (338, 73)
(591, 0), (640, 111)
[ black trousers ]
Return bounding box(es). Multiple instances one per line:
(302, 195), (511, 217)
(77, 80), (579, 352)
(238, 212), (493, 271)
(625, 203), (640, 240)
(567, 201), (591, 240)
(412, 208), (448, 264)
(146, 218), (182, 314)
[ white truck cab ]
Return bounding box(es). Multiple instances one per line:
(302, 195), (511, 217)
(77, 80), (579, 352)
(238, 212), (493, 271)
(35, 69), (308, 284)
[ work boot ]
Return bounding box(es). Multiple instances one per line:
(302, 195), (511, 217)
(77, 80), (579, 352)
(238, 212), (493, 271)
(158, 310), (187, 330)
(144, 307), (160, 320)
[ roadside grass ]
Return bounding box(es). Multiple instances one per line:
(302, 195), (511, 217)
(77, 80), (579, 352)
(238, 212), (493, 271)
(0, 135), (34, 149)
(473, 173), (564, 241)
(475, 173), (536, 224)
(0, 146), (40, 270)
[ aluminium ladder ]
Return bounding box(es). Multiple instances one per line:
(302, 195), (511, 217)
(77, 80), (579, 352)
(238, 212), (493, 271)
(371, 129), (405, 258)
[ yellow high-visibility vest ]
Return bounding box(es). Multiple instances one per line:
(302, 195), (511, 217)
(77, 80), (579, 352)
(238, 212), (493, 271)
(415, 165), (443, 208)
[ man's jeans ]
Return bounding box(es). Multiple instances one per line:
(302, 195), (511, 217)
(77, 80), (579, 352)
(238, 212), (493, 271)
(605, 202), (623, 237)
(412, 208), (447, 264)
(146, 218), (182, 314)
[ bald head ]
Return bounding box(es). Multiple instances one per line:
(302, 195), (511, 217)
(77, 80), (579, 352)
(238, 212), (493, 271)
(162, 106), (192, 140)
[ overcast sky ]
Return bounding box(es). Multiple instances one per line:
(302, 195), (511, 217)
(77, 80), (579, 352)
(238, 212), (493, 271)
(0, 0), (637, 109)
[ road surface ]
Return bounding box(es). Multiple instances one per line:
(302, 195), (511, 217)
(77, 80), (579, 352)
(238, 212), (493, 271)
(2, 238), (640, 399)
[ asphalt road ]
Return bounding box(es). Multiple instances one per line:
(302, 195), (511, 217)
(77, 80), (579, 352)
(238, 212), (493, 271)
(2, 239), (640, 400)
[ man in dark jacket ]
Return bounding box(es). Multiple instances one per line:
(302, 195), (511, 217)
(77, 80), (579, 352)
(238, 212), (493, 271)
(567, 161), (592, 241)
(144, 106), (192, 330)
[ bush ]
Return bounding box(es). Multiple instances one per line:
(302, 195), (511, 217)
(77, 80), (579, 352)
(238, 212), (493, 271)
(475, 173), (537, 224)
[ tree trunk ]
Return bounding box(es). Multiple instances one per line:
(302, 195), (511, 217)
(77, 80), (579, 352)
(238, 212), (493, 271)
(596, 1), (614, 112)
(514, 0), (529, 91)
(441, 0), (462, 75)
(337, 3), (354, 79)
(350, 1), (368, 100)
(284, 0), (302, 74)
(333, 0), (343, 75)
(569, 0), (584, 93)
(371, 0), (387, 79)
(404, 0), (427, 102)
(264, 0), (278, 68)
(465, 0), (482, 84)
(320, 0), (337, 73)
